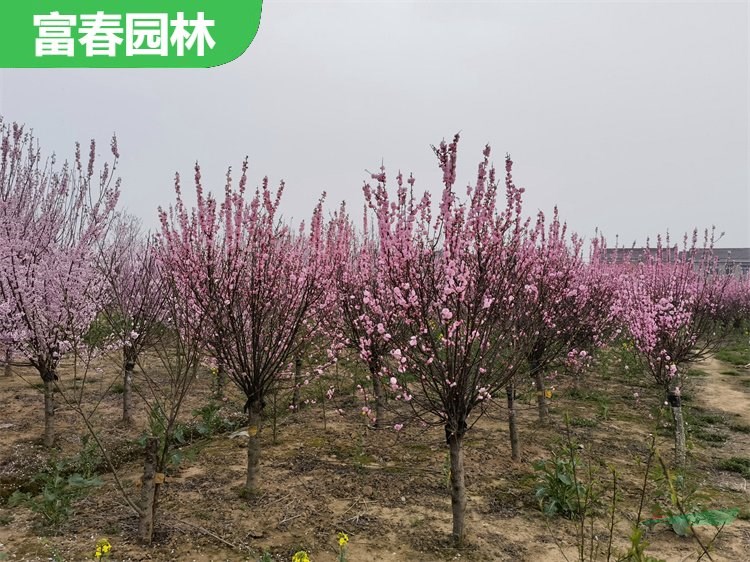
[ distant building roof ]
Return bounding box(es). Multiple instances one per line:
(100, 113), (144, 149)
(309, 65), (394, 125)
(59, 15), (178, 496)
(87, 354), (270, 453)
(604, 247), (750, 274)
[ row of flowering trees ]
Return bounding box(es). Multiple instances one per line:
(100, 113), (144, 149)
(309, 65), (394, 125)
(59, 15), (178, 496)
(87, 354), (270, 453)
(1, 119), (748, 546)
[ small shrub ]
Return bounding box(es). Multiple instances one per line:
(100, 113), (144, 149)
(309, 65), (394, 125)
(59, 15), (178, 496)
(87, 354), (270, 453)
(8, 460), (101, 531)
(533, 445), (590, 519)
(136, 408), (192, 472)
(193, 402), (233, 437)
(75, 434), (102, 479)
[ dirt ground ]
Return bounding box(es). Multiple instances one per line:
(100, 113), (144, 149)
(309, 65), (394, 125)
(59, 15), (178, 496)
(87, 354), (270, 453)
(0, 351), (749, 562)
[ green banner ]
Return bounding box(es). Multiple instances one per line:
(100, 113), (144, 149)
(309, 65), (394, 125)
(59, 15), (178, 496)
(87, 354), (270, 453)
(0, 1), (263, 67)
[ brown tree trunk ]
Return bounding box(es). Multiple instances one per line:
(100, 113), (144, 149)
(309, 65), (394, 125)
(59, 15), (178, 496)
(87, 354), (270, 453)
(533, 370), (549, 421)
(271, 391), (278, 444)
(507, 382), (521, 462)
(138, 437), (159, 544)
(3, 349), (11, 377)
(370, 363), (384, 429)
(245, 399), (263, 493)
(531, 357), (549, 422)
(215, 362), (226, 400)
(292, 357), (302, 411)
(43, 377), (55, 448)
(668, 388), (686, 466)
(123, 356), (135, 426)
(448, 431), (467, 547)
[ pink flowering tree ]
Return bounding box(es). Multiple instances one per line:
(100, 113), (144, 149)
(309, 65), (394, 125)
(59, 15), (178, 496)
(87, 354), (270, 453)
(158, 160), (331, 493)
(615, 232), (733, 464)
(551, 236), (621, 387)
(717, 273), (750, 333)
(363, 136), (537, 546)
(503, 213), (617, 462)
(0, 120), (120, 447)
(326, 202), (402, 428)
(98, 216), (168, 425)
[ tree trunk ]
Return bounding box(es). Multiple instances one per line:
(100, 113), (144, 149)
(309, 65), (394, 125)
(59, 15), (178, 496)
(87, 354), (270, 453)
(371, 363), (384, 429)
(43, 377), (55, 448)
(448, 431), (467, 547)
(138, 437), (159, 544)
(245, 399), (263, 493)
(123, 357), (135, 426)
(215, 362), (226, 400)
(668, 389), (686, 466)
(531, 358), (549, 422)
(507, 382), (521, 462)
(292, 357), (302, 411)
(272, 391), (278, 445)
(3, 349), (11, 377)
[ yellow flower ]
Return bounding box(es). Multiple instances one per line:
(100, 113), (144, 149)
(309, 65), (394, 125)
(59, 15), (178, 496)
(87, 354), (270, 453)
(292, 551), (310, 562)
(337, 531), (349, 547)
(544, 389), (553, 399)
(94, 538), (111, 559)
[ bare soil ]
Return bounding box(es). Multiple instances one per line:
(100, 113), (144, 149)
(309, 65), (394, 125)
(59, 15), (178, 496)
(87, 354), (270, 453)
(0, 352), (749, 562)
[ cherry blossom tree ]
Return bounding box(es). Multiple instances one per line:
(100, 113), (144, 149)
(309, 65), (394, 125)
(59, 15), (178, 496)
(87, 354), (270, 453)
(615, 231), (733, 465)
(502, 212), (617, 461)
(158, 160), (331, 493)
(98, 216), (168, 425)
(0, 119), (120, 447)
(363, 135), (537, 546)
(716, 273), (750, 332)
(326, 203), (400, 428)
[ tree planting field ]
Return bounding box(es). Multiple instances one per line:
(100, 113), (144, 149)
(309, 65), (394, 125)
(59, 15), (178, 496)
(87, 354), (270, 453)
(1, 343), (749, 561)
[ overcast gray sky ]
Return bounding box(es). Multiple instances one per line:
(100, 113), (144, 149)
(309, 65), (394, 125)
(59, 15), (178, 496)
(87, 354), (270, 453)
(0, 0), (747, 246)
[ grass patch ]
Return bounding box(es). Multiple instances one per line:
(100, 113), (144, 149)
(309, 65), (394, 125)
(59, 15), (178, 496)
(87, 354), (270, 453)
(686, 368), (708, 377)
(715, 350), (750, 366)
(714, 337), (750, 366)
(720, 370), (741, 376)
(680, 391), (694, 403)
(727, 422), (750, 434)
(691, 428), (728, 444)
(717, 457), (750, 478)
(570, 417), (599, 428)
(688, 409), (725, 426)
(566, 387), (610, 407)
(307, 436), (326, 448)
